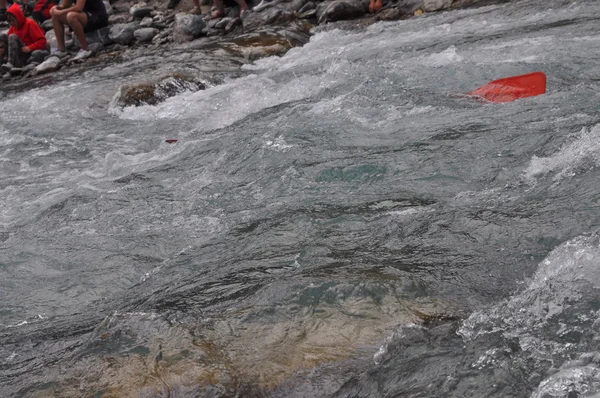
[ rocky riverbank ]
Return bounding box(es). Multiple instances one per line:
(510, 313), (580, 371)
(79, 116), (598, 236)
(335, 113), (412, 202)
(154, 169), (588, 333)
(0, 0), (505, 97)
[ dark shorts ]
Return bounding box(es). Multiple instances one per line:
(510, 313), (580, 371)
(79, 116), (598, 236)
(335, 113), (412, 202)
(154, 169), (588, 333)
(84, 12), (108, 33)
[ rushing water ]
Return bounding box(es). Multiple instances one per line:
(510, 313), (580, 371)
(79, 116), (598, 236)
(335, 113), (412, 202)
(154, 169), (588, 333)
(3, 0), (600, 396)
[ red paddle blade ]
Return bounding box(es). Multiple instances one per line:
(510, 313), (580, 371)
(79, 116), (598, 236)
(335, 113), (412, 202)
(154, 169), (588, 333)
(469, 72), (546, 103)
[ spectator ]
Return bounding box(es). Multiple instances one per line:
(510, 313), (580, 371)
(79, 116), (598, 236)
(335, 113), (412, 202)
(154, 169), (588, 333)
(0, 0), (6, 22)
(31, 0), (56, 24)
(49, 0), (108, 61)
(0, 4), (47, 69)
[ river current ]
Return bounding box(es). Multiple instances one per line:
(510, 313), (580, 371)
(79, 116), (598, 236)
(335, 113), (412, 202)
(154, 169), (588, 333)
(2, 0), (600, 396)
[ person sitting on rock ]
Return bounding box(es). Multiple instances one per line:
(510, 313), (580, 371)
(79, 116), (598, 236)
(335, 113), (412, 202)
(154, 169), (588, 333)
(211, 0), (248, 19)
(0, 4), (47, 69)
(49, 0), (108, 61)
(31, 0), (56, 24)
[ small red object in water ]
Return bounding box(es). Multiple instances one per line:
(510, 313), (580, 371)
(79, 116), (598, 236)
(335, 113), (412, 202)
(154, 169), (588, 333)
(469, 72), (546, 103)
(165, 139), (178, 143)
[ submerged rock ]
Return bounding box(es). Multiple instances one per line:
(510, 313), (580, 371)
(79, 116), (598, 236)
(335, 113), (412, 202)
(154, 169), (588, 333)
(113, 73), (206, 107)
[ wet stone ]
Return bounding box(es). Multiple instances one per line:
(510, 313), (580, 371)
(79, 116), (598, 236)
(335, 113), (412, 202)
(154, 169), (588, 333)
(130, 4), (154, 18)
(109, 22), (139, 45)
(134, 27), (159, 42)
(113, 73), (206, 107)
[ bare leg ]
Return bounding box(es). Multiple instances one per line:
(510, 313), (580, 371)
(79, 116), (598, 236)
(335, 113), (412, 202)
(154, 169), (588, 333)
(369, 0), (382, 13)
(50, 7), (67, 51)
(66, 11), (89, 50)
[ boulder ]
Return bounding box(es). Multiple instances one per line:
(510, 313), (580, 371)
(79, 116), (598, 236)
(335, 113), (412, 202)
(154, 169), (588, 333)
(316, 0), (367, 23)
(88, 42), (105, 53)
(134, 27), (159, 42)
(72, 27), (113, 49)
(34, 56), (62, 75)
(113, 73), (206, 107)
(40, 19), (53, 32)
(109, 23), (139, 45)
(140, 16), (154, 27)
(130, 3), (154, 18)
(172, 13), (206, 42)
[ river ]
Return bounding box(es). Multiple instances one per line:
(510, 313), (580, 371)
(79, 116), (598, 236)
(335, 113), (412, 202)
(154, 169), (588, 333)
(2, 0), (600, 396)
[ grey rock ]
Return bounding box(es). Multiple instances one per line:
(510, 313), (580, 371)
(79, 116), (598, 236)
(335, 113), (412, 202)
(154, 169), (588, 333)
(88, 42), (105, 53)
(134, 27), (159, 42)
(140, 16), (154, 27)
(173, 13), (206, 42)
(23, 63), (37, 72)
(242, 8), (296, 31)
(215, 17), (233, 29)
(130, 4), (154, 18)
(394, 0), (423, 15)
(114, 74), (206, 107)
(105, 1), (114, 15)
(71, 27), (112, 49)
(298, 8), (316, 18)
(87, 26), (113, 46)
(290, 0), (307, 11)
(422, 0), (452, 11)
(316, 0), (367, 23)
(35, 56), (62, 74)
(40, 19), (54, 32)
(298, 1), (315, 13)
(109, 13), (130, 24)
(376, 7), (402, 19)
(225, 17), (242, 32)
(253, 0), (280, 12)
(109, 23), (139, 45)
(29, 50), (49, 64)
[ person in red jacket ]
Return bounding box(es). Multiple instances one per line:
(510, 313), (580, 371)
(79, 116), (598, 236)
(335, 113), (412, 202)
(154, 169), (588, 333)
(0, 4), (47, 69)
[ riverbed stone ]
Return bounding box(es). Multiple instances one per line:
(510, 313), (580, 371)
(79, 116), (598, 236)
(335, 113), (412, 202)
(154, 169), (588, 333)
(113, 73), (206, 107)
(422, 0), (452, 11)
(396, 0), (423, 15)
(134, 27), (159, 42)
(109, 23), (139, 45)
(40, 19), (53, 32)
(173, 13), (206, 42)
(130, 3), (154, 18)
(316, 0), (367, 24)
(242, 8), (296, 31)
(298, 1), (315, 13)
(140, 16), (154, 27)
(33, 56), (61, 75)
